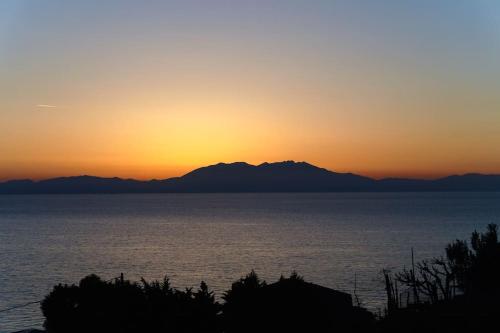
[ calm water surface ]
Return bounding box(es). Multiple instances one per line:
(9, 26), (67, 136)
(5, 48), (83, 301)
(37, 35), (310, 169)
(1, 192), (499, 332)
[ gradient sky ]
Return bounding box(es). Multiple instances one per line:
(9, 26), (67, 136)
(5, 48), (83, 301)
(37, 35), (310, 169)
(1, 0), (500, 180)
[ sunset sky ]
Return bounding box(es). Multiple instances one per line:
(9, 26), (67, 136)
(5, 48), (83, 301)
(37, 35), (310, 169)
(1, 0), (500, 180)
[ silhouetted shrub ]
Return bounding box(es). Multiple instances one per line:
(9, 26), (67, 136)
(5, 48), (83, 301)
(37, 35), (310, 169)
(391, 224), (500, 307)
(221, 270), (266, 332)
(41, 275), (220, 333)
(381, 224), (500, 333)
(41, 270), (373, 333)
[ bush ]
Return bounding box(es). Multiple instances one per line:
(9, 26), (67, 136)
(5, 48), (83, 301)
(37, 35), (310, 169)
(41, 275), (220, 333)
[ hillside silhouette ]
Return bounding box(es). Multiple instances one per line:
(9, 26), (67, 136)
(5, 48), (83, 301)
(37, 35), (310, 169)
(1, 161), (500, 194)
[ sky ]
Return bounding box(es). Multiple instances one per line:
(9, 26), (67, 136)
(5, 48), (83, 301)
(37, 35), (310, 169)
(1, 0), (500, 180)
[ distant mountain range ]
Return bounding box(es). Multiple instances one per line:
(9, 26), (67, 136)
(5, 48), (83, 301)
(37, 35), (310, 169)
(1, 161), (500, 194)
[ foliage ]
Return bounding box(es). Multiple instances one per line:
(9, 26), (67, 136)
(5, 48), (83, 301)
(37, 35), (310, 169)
(41, 275), (220, 333)
(42, 270), (372, 333)
(390, 224), (500, 307)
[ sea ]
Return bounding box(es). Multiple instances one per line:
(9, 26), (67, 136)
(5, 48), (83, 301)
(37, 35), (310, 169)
(1, 192), (499, 332)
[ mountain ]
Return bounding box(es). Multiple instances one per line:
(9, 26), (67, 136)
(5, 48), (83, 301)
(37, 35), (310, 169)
(168, 161), (374, 192)
(0, 161), (499, 194)
(376, 173), (500, 191)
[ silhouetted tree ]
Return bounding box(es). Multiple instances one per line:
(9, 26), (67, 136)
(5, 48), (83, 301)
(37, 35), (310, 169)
(221, 270), (265, 332)
(41, 283), (80, 333)
(466, 224), (500, 306)
(393, 224), (500, 306)
(41, 274), (220, 333)
(380, 224), (500, 333)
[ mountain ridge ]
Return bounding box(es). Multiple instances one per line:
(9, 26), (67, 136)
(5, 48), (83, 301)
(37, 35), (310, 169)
(1, 161), (500, 193)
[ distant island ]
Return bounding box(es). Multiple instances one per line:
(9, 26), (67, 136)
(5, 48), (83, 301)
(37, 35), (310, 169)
(1, 161), (500, 194)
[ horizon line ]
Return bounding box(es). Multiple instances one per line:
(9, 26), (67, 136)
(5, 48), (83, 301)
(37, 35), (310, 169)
(1, 160), (498, 183)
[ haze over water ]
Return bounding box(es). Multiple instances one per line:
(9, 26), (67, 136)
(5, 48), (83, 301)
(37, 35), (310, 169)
(1, 192), (499, 332)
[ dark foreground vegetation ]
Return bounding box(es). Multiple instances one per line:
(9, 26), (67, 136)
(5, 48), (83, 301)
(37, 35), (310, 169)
(38, 225), (499, 333)
(380, 224), (500, 332)
(40, 272), (373, 333)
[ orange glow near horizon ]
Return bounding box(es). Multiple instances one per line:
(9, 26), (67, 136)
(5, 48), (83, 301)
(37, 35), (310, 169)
(2, 87), (500, 181)
(1, 90), (500, 181)
(2, 2), (500, 181)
